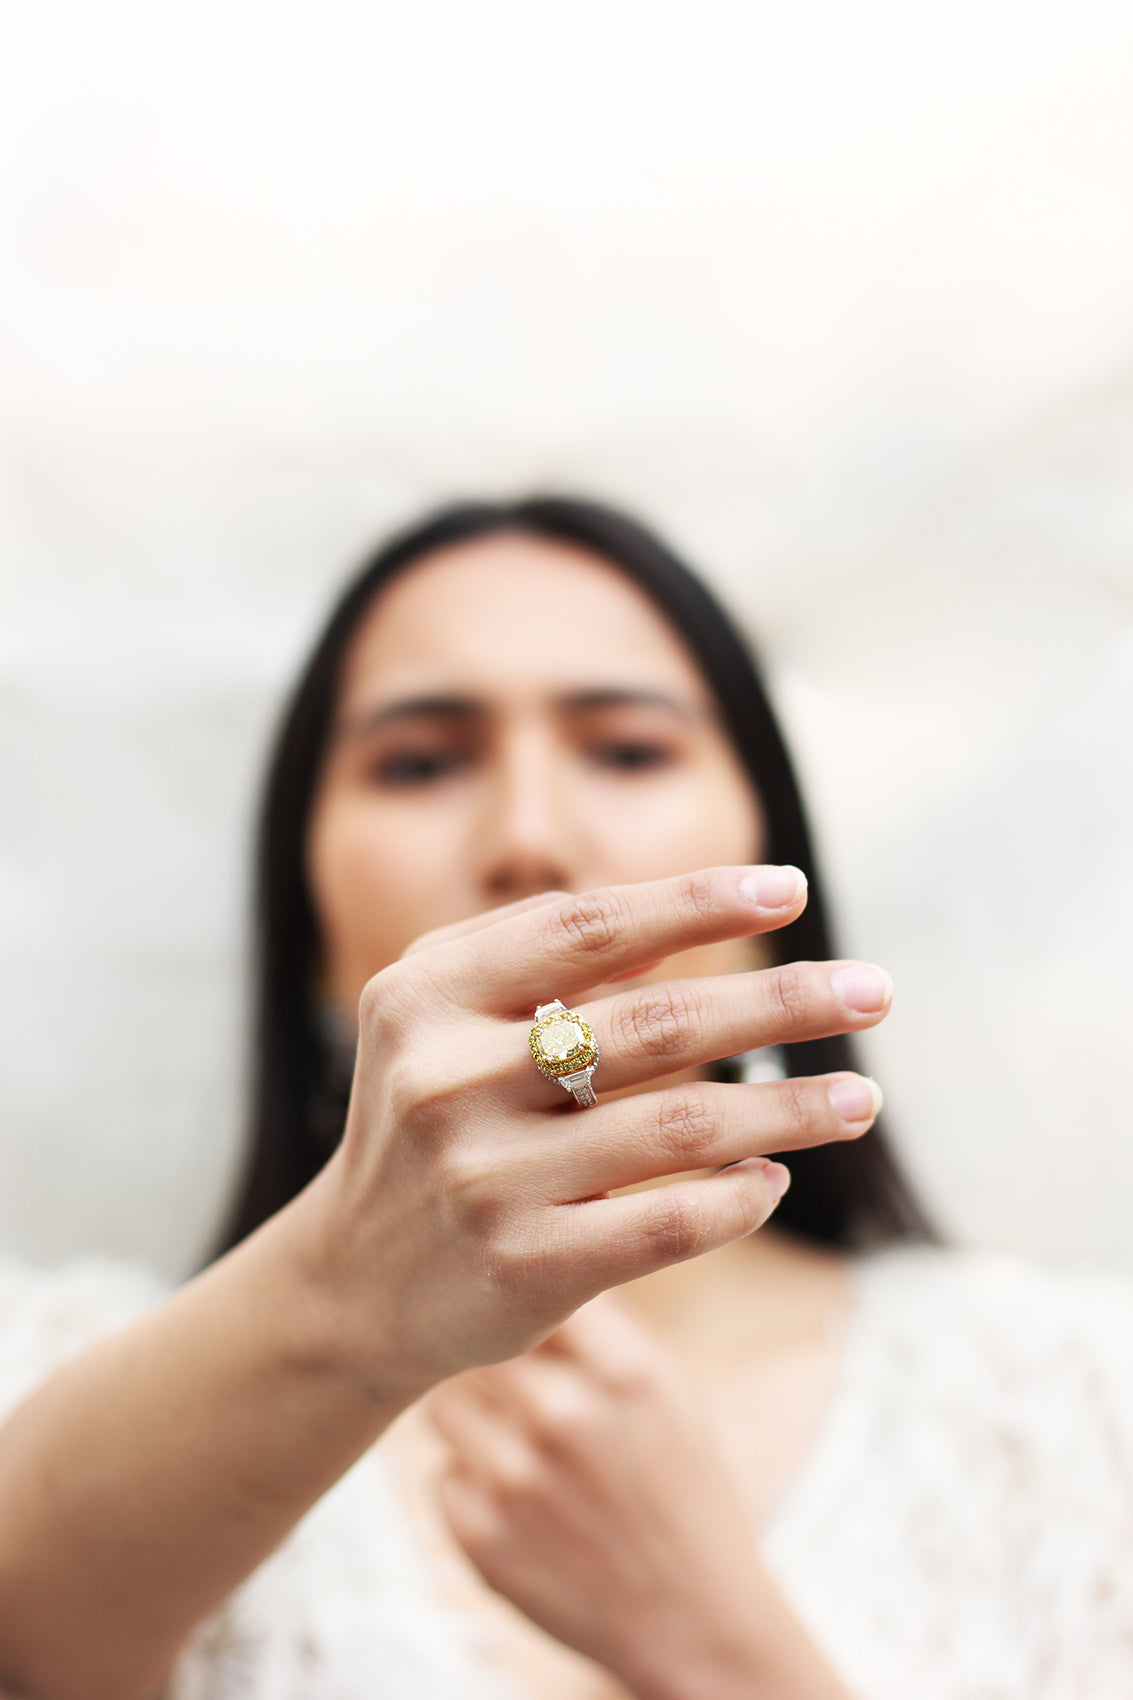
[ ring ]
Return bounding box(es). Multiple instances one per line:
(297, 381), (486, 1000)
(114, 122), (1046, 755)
(529, 1000), (600, 1108)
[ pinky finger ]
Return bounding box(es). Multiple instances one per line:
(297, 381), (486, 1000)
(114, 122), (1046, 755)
(560, 1158), (791, 1293)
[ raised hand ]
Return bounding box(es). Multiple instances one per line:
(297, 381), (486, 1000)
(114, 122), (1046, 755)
(299, 864), (890, 1403)
(0, 864), (883, 1700)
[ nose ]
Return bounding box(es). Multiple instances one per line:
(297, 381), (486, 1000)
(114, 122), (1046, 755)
(476, 721), (575, 903)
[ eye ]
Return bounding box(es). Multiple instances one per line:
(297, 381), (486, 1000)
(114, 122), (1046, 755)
(370, 748), (471, 787)
(587, 741), (675, 773)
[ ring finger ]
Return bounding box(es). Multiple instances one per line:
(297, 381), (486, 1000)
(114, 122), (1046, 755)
(519, 958), (892, 1105)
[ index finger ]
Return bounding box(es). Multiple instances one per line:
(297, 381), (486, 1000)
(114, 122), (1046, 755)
(445, 864), (807, 1013)
(401, 890), (569, 959)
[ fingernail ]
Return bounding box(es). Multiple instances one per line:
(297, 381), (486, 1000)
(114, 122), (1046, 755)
(740, 865), (807, 910)
(764, 1161), (791, 1200)
(827, 1075), (884, 1123)
(832, 964), (893, 1014)
(726, 1156), (791, 1200)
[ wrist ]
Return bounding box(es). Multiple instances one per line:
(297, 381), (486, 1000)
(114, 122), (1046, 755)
(250, 1166), (438, 1416)
(616, 1622), (768, 1700)
(611, 1568), (851, 1700)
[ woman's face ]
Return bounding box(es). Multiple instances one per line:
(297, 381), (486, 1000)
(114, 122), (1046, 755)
(306, 533), (768, 1017)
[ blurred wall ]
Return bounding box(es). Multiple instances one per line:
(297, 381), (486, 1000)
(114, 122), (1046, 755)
(1, 0), (1130, 1279)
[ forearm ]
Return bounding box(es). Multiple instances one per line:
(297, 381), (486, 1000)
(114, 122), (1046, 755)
(0, 1196), (410, 1700)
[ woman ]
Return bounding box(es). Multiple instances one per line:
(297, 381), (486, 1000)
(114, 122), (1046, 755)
(0, 498), (1128, 1700)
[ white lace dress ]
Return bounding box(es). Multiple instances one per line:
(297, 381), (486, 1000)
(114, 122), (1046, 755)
(1, 1243), (1130, 1699)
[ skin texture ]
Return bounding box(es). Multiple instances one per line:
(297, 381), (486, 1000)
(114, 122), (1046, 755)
(0, 536), (888, 1700)
(303, 535), (864, 1697)
(306, 533), (769, 1015)
(429, 1297), (853, 1700)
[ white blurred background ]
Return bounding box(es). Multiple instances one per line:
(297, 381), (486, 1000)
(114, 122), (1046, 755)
(1, 0), (1130, 1281)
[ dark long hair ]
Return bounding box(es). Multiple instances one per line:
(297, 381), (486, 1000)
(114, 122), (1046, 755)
(214, 495), (938, 1257)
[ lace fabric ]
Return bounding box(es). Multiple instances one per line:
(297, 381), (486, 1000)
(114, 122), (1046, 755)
(760, 1245), (1133, 1699)
(1, 1244), (1130, 1698)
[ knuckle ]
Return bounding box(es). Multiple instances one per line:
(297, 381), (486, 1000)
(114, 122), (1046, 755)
(601, 1359), (654, 1400)
(443, 1155), (527, 1255)
(433, 1138), (487, 1202)
(642, 1190), (711, 1264)
(500, 1447), (540, 1498)
(765, 962), (814, 1031)
(481, 1217), (554, 1298)
(615, 983), (694, 1064)
(387, 1077), (508, 1234)
(385, 1054), (461, 1142)
(458, 1516), (506, 1568)
(553, 886), (630, 960)
(526, 1382), (597, 1452)
(381, 1026), (500, 1149)
(776, 1077), (814, 1145)
(675, 867), (720, 925)
(596, 1340), (664, 1398)
(654, 1086), (721, 1170)
(356, 960), (431, 1050)
(356, 965), (402, 1039)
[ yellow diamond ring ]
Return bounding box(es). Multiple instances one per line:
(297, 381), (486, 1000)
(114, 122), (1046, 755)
(529, 1000), (600, 1108)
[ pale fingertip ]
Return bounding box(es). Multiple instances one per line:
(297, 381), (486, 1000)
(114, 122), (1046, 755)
(832, 963), (894, 1015)
(739, 865), (807, 911)
(725, 1156), (791, 1201)
(763, 1160), (791, 1200)
(827, 1074), (884, 1124)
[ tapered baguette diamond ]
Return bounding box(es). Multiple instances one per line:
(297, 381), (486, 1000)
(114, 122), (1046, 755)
(529, 1002), (598, 1103)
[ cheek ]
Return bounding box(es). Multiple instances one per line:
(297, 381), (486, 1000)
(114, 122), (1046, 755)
(305, 793), (458, 995)
(586, 760), (766, 882)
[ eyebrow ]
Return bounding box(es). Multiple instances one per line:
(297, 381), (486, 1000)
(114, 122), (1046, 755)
(338, 687), (701, 738)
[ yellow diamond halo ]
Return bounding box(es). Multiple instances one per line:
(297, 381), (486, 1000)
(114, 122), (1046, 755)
(529, 1007), (599, 1080)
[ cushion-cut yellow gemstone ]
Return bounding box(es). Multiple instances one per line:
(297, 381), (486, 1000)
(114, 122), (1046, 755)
(541, 1018), (584, 1061)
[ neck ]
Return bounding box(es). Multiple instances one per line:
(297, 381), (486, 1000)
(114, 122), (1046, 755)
(602, 1063), (855, 1357)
